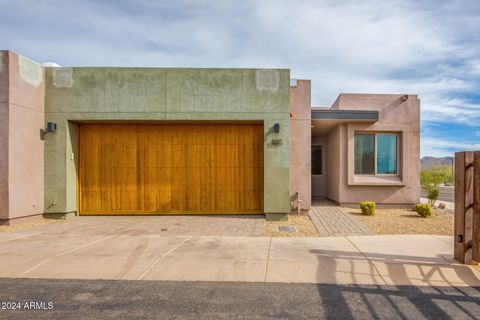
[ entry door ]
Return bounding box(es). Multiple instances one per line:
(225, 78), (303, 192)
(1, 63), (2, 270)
(78, 123), (264, 214)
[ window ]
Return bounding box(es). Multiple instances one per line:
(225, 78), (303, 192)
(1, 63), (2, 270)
(377, 134), (397, 174)
(312, 145), (322, 175)
(354, 133), (398, 175)
(354, 134), (375, 174)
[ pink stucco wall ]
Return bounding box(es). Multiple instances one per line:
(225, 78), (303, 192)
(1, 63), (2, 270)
(290, 80), (311, 209)
(331, 94), (420, 206)
(325, 126), (341, 202)
(0, 51), (9, 220)
(0, 51), (45, 223)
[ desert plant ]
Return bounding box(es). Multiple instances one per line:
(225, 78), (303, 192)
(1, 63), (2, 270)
(360, 201), (376, 216)
(439, 165), (454, 185)
(420, 165), (453, 191)
(427, 188), (439, 206)
(415, 203), (433, 217)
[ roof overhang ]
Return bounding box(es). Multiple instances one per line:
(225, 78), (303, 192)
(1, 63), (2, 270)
(311, 109), (379, 135)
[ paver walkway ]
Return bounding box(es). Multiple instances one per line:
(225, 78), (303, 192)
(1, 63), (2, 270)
(0, 215), (265, 237)
(309, 200), (370, 236)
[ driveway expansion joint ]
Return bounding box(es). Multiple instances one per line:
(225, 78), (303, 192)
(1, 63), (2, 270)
(16, 235), (115, 277)
(137, 236), (192, 280)
(263, 237), (272, 282)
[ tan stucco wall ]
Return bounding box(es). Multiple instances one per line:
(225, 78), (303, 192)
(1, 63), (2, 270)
(326, 126), (341, 202)
(0, 51), (45, 222)
(289, 80), (311, 209)
(332, 94), (420, 205)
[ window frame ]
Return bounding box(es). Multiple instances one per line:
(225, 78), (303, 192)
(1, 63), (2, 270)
(354, 132), (399, 176)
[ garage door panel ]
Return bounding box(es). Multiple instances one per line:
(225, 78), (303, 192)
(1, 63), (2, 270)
(79, 123), (263, 214)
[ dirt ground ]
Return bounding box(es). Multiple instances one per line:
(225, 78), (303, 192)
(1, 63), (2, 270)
(0, 218), (63, 233)
(264, 213), (319, 237)
(341, 207), (454, 235)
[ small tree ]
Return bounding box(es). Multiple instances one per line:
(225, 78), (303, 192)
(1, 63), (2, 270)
(427, 188), (439, 206)
(439, 165), (453, 185)
(421, 165), (451, 205)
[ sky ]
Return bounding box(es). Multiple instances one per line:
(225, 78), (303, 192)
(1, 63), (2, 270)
(1, 0), (479, 157)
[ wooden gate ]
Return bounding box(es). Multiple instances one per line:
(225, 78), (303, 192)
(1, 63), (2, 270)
(454, 151), (480, 263)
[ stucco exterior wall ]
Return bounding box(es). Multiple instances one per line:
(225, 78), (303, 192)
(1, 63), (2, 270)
(326, 126), (341, 202)
(0, 51), (9, 220)
(0, 51), (45, 222)
(44, 67), (291, 215)
(333, 94), (420, 205)
(289, 80), (311, 209)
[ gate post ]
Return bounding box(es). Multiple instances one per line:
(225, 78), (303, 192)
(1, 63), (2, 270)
(472, 151), (480, 261)
(454, 152), (466, 263)
(454, 151), (480, 264)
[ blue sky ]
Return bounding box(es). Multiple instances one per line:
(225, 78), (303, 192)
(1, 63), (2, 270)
(1, 0), (479, 157)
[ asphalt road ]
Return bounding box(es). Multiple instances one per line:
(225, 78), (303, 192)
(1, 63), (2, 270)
(421, 185), (454, 203)
(1, 278), (479, 319)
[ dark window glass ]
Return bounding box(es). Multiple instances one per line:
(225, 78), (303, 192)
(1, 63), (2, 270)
(377, 134), (397, 174)
(312, 145), (322, 175)
(354, 134), (375, 174)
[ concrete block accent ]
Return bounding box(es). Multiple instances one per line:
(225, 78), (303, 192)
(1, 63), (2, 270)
(265, 213), (289, 221)
(43, 212), (76, 220)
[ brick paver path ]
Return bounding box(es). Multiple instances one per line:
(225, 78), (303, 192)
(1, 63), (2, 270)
(309, 201), (371, 237)
(33, 215), (266, 237)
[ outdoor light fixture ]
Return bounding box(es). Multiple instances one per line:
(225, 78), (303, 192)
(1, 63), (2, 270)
(273, 123), (280, 133)
(401, 95), (409, 101)
(46, 122), (57, 133)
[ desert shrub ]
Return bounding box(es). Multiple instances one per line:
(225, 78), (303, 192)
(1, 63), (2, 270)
(360, 201), (376, 216)
(415, 203), (432, 217)
(427, 188), (439, 206)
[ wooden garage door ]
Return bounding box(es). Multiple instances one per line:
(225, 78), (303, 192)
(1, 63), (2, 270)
(78, 123), (264, 214)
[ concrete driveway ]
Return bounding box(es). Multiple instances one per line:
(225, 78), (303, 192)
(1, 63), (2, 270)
(1, 217), (479, 286)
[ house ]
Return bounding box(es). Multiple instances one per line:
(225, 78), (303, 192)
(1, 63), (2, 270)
(0, 50), (420, 225)
(290, 80), (420, 209)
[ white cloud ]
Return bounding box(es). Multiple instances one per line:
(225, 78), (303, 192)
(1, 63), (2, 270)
(421, 137), (480, 157)
(1, 0), (480, 156)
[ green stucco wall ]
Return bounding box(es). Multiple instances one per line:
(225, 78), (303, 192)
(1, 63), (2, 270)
(44, 67), (290, 215)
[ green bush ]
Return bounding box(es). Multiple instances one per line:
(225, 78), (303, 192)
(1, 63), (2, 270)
(415, 204), (433, 218)
(360, 201), (376, 216)
(427, 188), (439, 206)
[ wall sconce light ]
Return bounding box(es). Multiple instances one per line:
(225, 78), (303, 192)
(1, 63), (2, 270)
(46, 122), (57, 133)
(401, 95), (409, 101)
(273, 123), (280, 133)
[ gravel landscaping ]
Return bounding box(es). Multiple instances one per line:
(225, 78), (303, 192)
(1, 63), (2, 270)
(264, 213), (319, 237)
(341, 207), (454, 235)
(0, 218), (64, 233)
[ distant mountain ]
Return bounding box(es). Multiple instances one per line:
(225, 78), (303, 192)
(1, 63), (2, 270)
(421, 156), (454, 170)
